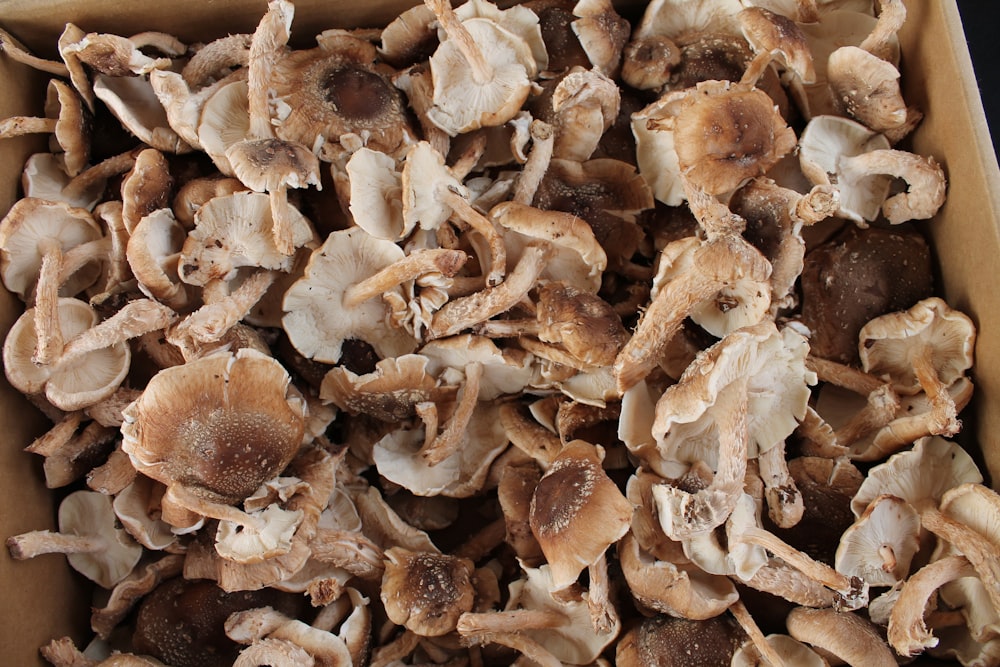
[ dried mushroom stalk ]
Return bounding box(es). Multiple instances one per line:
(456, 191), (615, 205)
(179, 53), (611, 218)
(0, 1), (995, 665)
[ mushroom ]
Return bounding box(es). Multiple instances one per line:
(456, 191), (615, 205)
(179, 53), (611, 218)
(90, 554), (185, 641)
(827, 45), (920, 141)
(835, 493), (921, 586)
(6, 490), (143, 589)
(20, 153), (104, 210)
(178, 191), (315, 286)
(93, 75), (193, 153)
(837, 149), (947, 224)
(380, 547), (477, 637)
(224, 0), (322, 256)
(225, 606), (353, 665)
(120, 348), (306, 508)
(528, 440), (633, 590)
(632, 0), (745, 41)
(738, 6), (816, 86)
(127, 208), (193, 311)
(60, 30), (182, 76)
(616, 614), (747, 667)
(0, 79), (90, 176)
(270, 32), (416, 159)
(859, 297), (975, 438)
(422, 0), (538, 136)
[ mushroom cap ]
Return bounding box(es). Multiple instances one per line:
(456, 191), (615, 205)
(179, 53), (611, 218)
(59, 490), (143, 589)
(798, 224), (934, 365)
(827, 45), (906, 131)
(786, 607), (898, 667)
(3, 297), (132, 410)
(281, 227), (417, 364)
(179, 191), (313, 285)
(616, 613), (747, 667)
(739, 6), (816, 82)
(215, 504), (304, 564)
(113, 476), (178, 551)
(197, 78), (252, 177)
(93, 74), (193, 154)
(634, 0), (745, 41)
(271, 36), (414, 156)
(536, 281), (628, 368)
(798, 114), (892, 223)
(731, 634), (829, 667)
(121, 348), (306, 505)
(21, 153), (105, 211)
(835, 493), (921, 586)
(427, 18), (535, 136)
(226, 138), (321, 193)
(380, 547), (476, 636)
(0, 197), (103, 300)
(859, 297), (976, 395)
(528, 440), (633, 589)
(420, 334), (538, 401)
(653, 322), (814, 462)
(851, 436), (984, 517)
(673, 80), (797, 196)
(346, 147), (408, 241)
(45, 78), (91, 177)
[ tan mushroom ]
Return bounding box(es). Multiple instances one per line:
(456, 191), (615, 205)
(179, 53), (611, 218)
(0, 79), (90, 176)
(380, 547), (477, 637)
(859, 297), (975, 438)
(528, 439), (632, 590)
(6, 490), (143, 589)
(837, 148), (947, 224)
(835, 493), (920, 587)
(93, 75), (193, 153)
(120, 348), (306, 508)
(786, 606), (897, 667)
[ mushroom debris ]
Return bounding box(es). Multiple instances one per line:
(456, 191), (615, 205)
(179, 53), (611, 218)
(1, 0), (997, 665)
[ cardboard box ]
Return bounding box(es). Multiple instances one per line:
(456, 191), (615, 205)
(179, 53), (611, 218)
(0, 1), (997, 663)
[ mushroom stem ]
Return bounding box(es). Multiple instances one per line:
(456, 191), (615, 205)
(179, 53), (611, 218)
(758, 441), (804, 529)
(170, 270), (275, 349)
(513, 120), (555, 205)
(420, 362), (483, 466)
(807, 355), (885, 396)
(452, 516), (508, 562)
(25, 411), (84, 457)
(920, 506), (1000, 617)
(6, 530), (105, 559)
(163, 485), (265, 531)
(0, 116), (59, 137)
(232, 638), (314, 667)
(438, 185), (506, 287)
(343, 248), (468, 308)
(499, 402), (561, 465)
(87, 447), (137, 495)
(887, 555), (976, 656)
(740, 50), (775, 88)
(587, 552), (617, 635)
(740, 525), (867, 609)
(729, 599), (788, 667)
(58, 237), (113, 288)
(59, 299), (176, 367)
(795, 0), (820, 23)
(32, 239), (64, 367)
(415, 401), (439, 452)
(911, 344), (961, 436)
(463, 630), (563, 667)
(424, 0), (494, 85)
(859, 0), (906, 62)
(269, 183), (295, 256)
(834, 383), (900, 449)
(246, 0), (292, 140)
(796, 406), (851, 458)
(91, 553), (185, 640)
(428, 243), (550, 340)
(61, 148), (140, 203)
(457, 608), (568, 635)
(475, 318), (542, 338)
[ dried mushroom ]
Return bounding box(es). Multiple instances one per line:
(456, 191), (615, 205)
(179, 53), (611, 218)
(1, 1), (995, 665)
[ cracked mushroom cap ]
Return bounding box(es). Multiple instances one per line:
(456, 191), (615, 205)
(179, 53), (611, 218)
(673, 80), (797, 196)
(0, 197), (103, 300)
(121, 348), (306, 506)
(859, 296), (975, 396)
(528, 439), (633, 590)
(271, 33), (414, 157)
(281, 226), (418, 364)
(380, 547), (476, 637)
(179, 191), (314, 286)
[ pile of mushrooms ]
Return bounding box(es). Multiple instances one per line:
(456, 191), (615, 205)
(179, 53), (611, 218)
(1, 0), (996, 665)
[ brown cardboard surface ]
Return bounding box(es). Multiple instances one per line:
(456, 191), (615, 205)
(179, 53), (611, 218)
(0, 0), (997, 663)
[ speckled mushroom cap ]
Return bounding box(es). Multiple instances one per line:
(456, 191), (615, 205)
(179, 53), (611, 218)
(271, 33), (415, 158)
(380, 547), (476, 636)
(121, 348), (306, 505)
(616, 614), (747, 667)
(528, 439), (633, 589)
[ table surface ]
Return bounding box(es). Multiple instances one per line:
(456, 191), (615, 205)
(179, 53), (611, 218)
(957, 1), (1000, 157)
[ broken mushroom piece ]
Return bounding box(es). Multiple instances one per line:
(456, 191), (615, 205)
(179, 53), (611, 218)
(120, 348), (306, 508)
(859, 297), (975, 438)
(380, 547), (477, 637)
(6, 490), (142, 589)
(528, 439), (633, 590)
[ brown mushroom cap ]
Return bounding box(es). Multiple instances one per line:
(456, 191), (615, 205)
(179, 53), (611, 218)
(121, 348), (306, 505)
(529, 439), (633, 589)
(380, 547), (476, 637)
(133, 577), (305, 667)
(673, 80), (797, 195)
(273, 36), (414, 158)
(616, 614), (747, 667)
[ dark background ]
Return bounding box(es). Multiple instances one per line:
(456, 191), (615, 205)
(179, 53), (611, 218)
(957, 1), (1000, 157)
